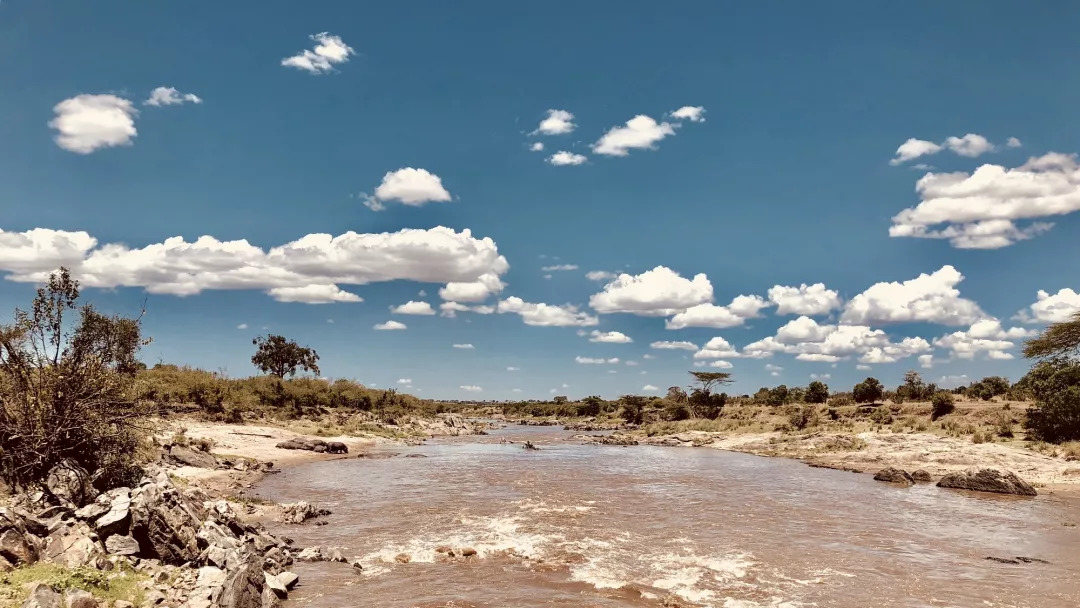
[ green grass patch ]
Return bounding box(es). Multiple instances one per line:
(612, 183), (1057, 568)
(0, 564), (146, 607)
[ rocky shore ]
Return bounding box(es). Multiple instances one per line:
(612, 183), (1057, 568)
(575, 428), (1080, 493)
(0, 413), (491, 607)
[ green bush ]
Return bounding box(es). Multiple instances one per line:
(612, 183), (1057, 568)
(662, 402), (692, 422)
(1019, 358), (1080, 443)
(786, 406), (819, 431)
(869, 406), (893, 425)
(930, 391), (955, 421)
(0, 269), (148, 494)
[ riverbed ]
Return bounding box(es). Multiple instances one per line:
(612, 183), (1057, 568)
(255, 424), (1080, 607)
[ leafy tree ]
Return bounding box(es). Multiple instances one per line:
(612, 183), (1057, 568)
(577, 395), (602, 417)
(686, 371), (732, 419)
(689, 371), (733, 393)
(805, 381), (829, 404)
(982, 376), (1010, 398)
(930, 391), (955, 421)
(662, 401), (692, 421)
(853, 377), (884, 404)
(251, 334), (320, 378)
(1018, 358), (1080, 442)
(552, 395), (568, 405)
(619, 395), (646, 425)
(1020, 314), (1080, 442)
(0, 268), (149, 494)
(764, 385), (790, 407)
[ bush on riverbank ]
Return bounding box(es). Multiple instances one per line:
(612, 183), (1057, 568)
(0, 268), (149, 494)
(134, 364), (445, 423)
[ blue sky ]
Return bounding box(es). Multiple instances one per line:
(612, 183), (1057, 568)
(2, 1), (1079, 400)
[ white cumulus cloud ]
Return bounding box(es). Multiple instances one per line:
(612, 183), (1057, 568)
(362, 167), (452, 211)
(542, 264), (578, 272)
(590, 266), (713, 316)
(1016, 288), (1080, 323)
(374, 320), (407, 331)
(642, 384), (659, 391)
(934, 319), (1033, 361)
(576, 356), (620, 365)
(592, 115), (677, 157)
(650, 340), (698, 351)
(841, 265), (986, 326)
(0, 226), (509, 305)
(768, 283), (842, 316)
(50, 94), (138, 154)
(268, 284), (362, 304)
(889, 133), (997, 166)
(281, 32), (355, 74)
(889, 152), (1080, 249)
(144, 87), (202, 107)
(497, 297), (598, 327)
(589, 330), (633, 343)
(460, 385), (483, 392)
(391, 301), (436, 315)
(452, 343), (474, 349)
(533, 109), (576, 135)
(670, 106), (706, 122)
(530, 142), (544, 152)
(665, 295), (770, 330)
(694, 337), (740, 360)
(547, 151), (587, 166)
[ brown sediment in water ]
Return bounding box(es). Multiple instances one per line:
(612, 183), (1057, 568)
(247, 425), (1080, 608)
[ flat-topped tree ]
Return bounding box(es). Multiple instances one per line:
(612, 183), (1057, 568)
(688, 371), (733, 419)
(688, 371), (733, 393)
(251, 334), (320, 378)
(1024, 311), (1080, 360)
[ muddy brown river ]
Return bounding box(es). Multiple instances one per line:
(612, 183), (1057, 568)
(255, 425), (1080, 607)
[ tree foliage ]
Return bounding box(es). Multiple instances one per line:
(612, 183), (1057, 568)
(251, 334), (320, 378)
(1018, 357), (1080, 443)
(683, 371), (732, 419)
(1024, 312), (1080, 360)
(0, 268), (149, 494)
(852, 377), (884, 404)
(805, 381), (829, 404)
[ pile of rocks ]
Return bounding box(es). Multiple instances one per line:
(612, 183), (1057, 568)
(275, 502), (331, 525)
(3, 462), (310, 607)
(872, 466), (1036, 496)
(274, 438), (348, 454)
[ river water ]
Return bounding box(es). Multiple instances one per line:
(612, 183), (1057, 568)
(255, 425), (1080, 608)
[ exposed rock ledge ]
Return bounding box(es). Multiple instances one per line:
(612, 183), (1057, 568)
(2, 461), (355, 607)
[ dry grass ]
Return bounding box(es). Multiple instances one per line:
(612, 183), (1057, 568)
(0, 564), (146, 608)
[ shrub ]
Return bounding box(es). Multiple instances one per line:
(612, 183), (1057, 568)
(853, 378), (884, 404)
(994, 412), (1014, 438)
(869, 406), (893, 425)
(930, 391), (955, 421)
(662, 402), (692, 422)
(0, 268), (149, 494)
(889, 391), (905, 405)
(828, 395), (853, 407)
(786, 406), (818, 431)
(805, 381), (829, 404)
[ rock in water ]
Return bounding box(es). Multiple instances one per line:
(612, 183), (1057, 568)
(873, 467), (915, 486)
(937, 468), (1037, 496)
(263, 571), (288, 599)
(22, 583), (60, 608)
(911, 470), (933, 483)
(276, 572), (299, 591)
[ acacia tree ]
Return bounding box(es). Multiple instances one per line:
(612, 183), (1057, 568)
(0, 268), (149, 494)
(687, 371), (732, 419)
(1020, 312), (1080, 442)
(251, 334), (320, 378)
